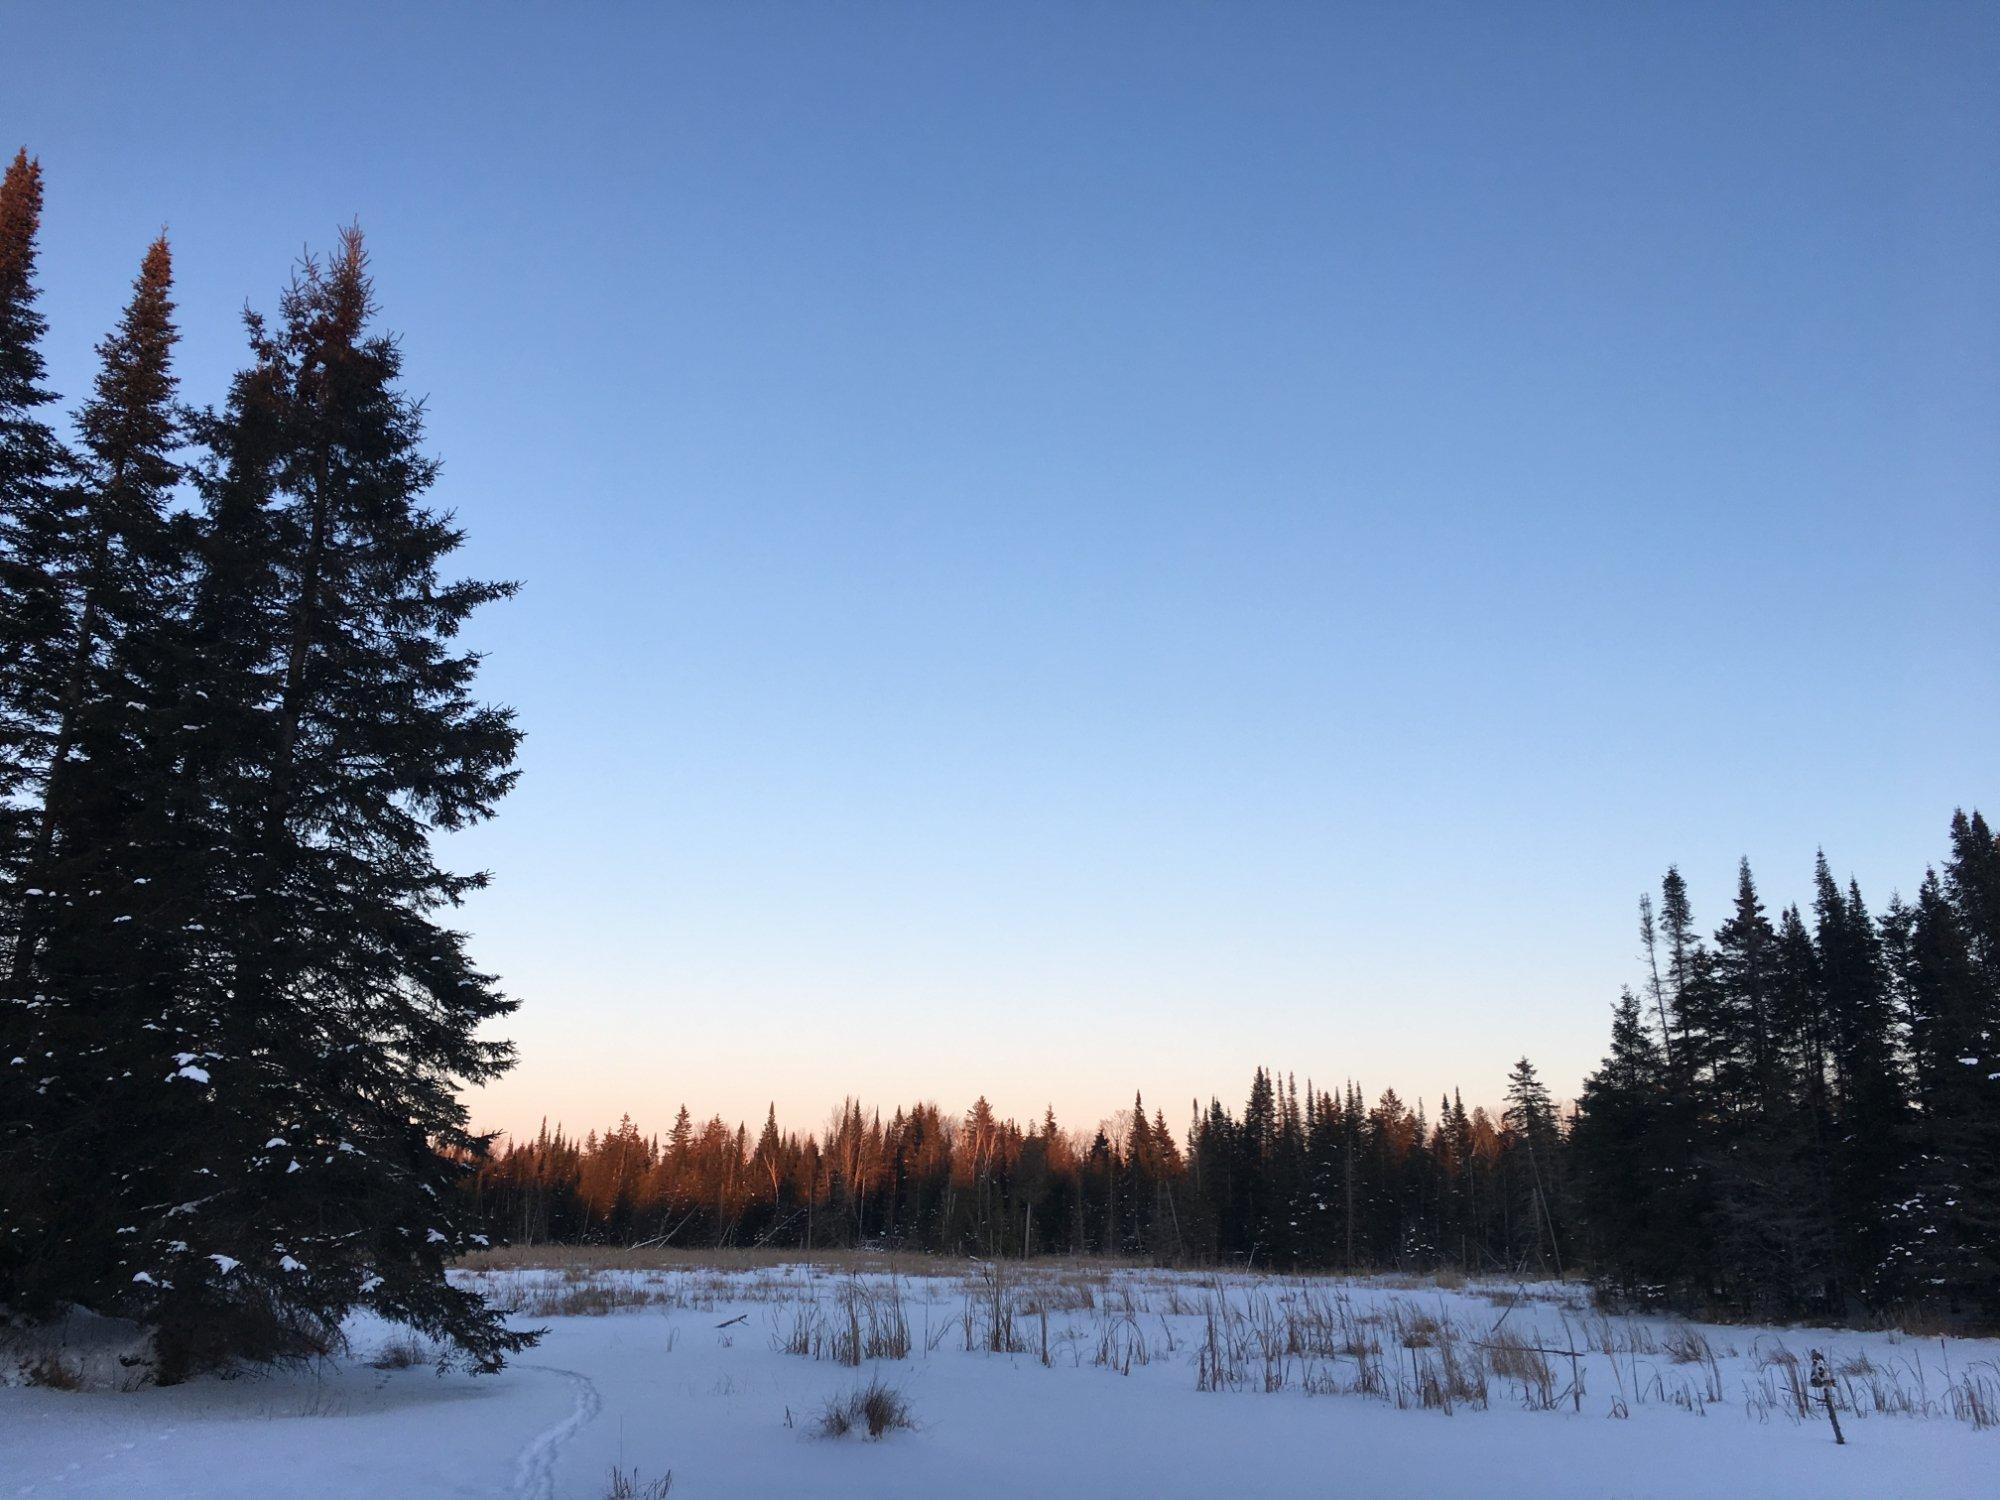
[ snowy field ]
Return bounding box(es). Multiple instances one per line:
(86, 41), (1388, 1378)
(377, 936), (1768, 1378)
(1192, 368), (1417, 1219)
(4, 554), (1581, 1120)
(4, 1256), (1994, 1498)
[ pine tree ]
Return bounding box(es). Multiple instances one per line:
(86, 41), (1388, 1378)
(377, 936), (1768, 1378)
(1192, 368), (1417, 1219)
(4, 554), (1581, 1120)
(110, 230), (530, 1378)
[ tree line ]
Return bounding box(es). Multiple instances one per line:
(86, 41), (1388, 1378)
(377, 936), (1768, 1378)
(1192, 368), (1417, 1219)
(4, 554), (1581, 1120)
(474, 1071), (1558, 1275)
(0, 150), (528, 1378)
(472, 810), (2000, 1328)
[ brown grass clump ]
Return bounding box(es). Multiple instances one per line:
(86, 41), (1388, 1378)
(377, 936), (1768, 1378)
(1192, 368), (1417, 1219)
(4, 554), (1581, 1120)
(1484, 1330), (1551, 1384)
(369, 1332), (430, 1370)
(774, 1280), (912, 1364)
(1662, 1325), (1710, 1364)
(815, 1375), (916, 1439)
(1398, 1310), (1442, 1348)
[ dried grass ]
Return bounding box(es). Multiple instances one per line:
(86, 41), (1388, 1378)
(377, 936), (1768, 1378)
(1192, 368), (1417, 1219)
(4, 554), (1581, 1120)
(815, 1375), (915, 1439)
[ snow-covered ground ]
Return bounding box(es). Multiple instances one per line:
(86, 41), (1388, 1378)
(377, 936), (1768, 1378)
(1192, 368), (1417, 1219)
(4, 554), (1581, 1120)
(4, 1258), (1993, 1498)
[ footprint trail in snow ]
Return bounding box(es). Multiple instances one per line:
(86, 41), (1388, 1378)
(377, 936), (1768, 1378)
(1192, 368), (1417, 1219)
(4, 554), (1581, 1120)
(512, 1365), (603, 1500)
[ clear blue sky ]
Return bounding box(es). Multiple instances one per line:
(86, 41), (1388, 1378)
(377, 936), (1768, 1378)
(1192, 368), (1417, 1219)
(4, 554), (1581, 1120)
(16, 3), (1998, 1140)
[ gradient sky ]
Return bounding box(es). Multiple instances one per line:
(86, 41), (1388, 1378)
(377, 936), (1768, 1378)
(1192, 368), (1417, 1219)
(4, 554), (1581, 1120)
(14, 3), (1998, 1142)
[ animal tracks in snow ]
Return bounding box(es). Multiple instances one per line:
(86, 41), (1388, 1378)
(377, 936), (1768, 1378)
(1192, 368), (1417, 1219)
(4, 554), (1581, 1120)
(511, 1364), (602, 1500)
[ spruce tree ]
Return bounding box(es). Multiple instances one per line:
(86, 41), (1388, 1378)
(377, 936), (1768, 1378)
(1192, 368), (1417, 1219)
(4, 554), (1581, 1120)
(112, 230), (531, 1378)
(0, 147), (74, 1035)
(1238, 1067), (1277, 1258)
(1946, 810), (2000, 975)
(1658, 867), (1719, 1084)
(1572, 991), (1666, 1297)
(1813, 859), (1904, 1300)
(1772, 902), (1843, 1311)
(0, 149), (72, 864)
(0, 145), (66, 1311)
(1709, 861), (1777, 1117)
(1885, 866), (1998, 1310)
(2, 236), (193, 1322)
(1945, 812), (2000, 1309)
(1708, 862), (1819, 1315)
(1502, 1057), (1563, 1274)
(9, 235), (184, 977)
(1645, 872), (1716, 1299)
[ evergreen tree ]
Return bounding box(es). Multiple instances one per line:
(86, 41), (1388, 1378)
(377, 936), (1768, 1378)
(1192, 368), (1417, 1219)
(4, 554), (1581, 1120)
(10, 233), (184, 966)
(1650, 870), (1719, 1298)
(2, 235), (192, 1322)
(0, 146), (65, 1308)
(1772, 902), (1843, 1311)
(1572, 991), (1666, 1296)
(1237, 1067), (1276, 1257)
(1884, 868), (1999, 1309)
(1709, 860), (1777, 1118)
(111, 230), (530, 1378)
(1813, 859), (1904, 1300)
(1638, 891), (1677, 1068)
(1946, 810), (2000, 976)
(0, 148), (72, 884)
(1502, 1057), (1564, 1274)
(1270, 1075), (1308, 1263)
(1705, 861), (1819, 1314)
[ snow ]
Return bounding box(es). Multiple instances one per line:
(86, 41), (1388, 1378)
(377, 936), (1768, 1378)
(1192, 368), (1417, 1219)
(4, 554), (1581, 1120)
(1, 1262), (1989, 1498)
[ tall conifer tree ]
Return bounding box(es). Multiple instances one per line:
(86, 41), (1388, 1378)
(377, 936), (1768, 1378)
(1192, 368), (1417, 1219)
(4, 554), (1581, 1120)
(116, 230), (530, 1377)
(0, 147), (70, 953)
(1573, 991), (1665, 1296)
(2, 236), (192, 1321)
(1813, 859), (1903, 1299)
